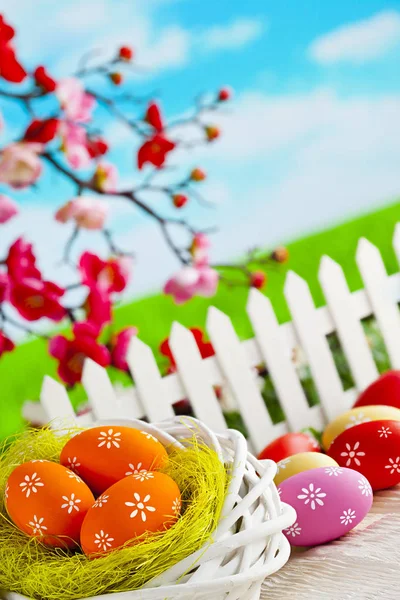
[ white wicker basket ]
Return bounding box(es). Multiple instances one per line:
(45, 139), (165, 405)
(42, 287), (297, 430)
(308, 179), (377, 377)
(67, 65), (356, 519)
(3, 416), (295, 600)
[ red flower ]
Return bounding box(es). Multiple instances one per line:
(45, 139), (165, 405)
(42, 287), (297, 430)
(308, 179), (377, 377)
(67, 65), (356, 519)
(84, 287), (112, 330)
(0, 331), (14, 358)
(145, 102), (164, 133)
(172, 193), (188, 208)
(160, 327), (214, 371)
(24, 118), (59, 144)
(119, 45), (133, 61)
(10, 278), (66, 322)
(79, 251), (131, 294)
(137, 134), (175, 170)
(0, 15), (15, 43)
(218, 87), (232, 102)
(6, 238), (41, 281)
(34, 66), (57, 92)
(0, 43), (26, 83)
(110, 326), (138, 371)
(49, 322), (110, 386)
(109, 72), (123, 85)
(250, 271), (266, 290)
(86, 137), (109, 158)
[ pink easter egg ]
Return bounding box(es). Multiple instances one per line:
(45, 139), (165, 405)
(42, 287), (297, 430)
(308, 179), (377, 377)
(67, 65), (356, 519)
(278, 466), (373, 546)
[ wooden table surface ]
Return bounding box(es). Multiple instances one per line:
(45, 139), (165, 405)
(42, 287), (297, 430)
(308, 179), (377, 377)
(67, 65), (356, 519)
(261, 486), (400, 599)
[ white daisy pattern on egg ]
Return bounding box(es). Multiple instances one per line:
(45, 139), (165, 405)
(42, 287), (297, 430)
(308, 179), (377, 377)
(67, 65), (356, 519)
(340, 508), (356, 526)
(297, 483), (326, 510)
(324, 467), (343, 477)
(31, 460), (46, 463)
(20, 473), (44, 498)
(358, 478), (372, 497)
(344, 413), (371, 430)
(125, 462), (147, 476)
(140, 431), (158, 443)
(61, 493), (81, 514)
(125, 493), (156, 522)
(132, 472), (154, 482)
(28, 515), (48, 535)
(66, 457), (81, 471)
(93, 494), (109, 508)
(98, 429), (121, 449)
(172, 497), (181, 516)
(284, 522), (302, 538)
(94, 530), (114, 552)
(378, 426), (392, 439)
(340, 442), (365, 467)
(67, 470), (83, 483)
(276, 458), (291, 474)
(385, 457), (400, 475)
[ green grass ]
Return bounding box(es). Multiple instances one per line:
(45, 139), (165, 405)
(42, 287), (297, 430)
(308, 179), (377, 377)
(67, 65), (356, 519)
(1, 198), (400, 440)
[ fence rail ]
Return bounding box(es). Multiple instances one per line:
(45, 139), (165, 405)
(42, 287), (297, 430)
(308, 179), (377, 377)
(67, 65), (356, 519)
(37, 227), (400, 454)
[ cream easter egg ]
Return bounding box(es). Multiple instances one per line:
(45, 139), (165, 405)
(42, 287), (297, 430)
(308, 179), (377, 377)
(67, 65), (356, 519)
(5, 460), (95, 548)
(80, 471), (181, 556)
(60, 425), (168, 496)
(279, 466), (372, 546)
(274, 452), (339, 486)
(322, 405), (400, 450)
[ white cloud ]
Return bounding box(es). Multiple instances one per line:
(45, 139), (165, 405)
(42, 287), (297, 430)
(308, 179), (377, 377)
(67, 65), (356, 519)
(139, 26), (190, 71)
(200, 18), (265, 52)
(309, 10), (400, 65)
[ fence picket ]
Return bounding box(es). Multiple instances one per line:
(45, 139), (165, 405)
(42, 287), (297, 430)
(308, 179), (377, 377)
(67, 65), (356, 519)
(169, 322), (227, 432)
(40, 376), (78, 427)
(319, 255), (378, 390)
(356, 238), (400, 369)
(247, 289), (320, 432)
(284, 271), (348, 420)
(127, 337), (175, 422)
(206, 306), (274, 453)
(82, 359), (121, 420)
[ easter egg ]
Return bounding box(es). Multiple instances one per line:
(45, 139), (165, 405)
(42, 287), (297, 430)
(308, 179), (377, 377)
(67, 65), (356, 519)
(322, 405), (400, 450)
(354, 371), (400, 410)
(5, 460), (95, 548)
(274, 452), (339, 486)
(60, 426), (168, 496)
(258, 433), (320, 463)
(80, 471), (181, 556)
(278, 466), (372, 546)
(327, 419), (400, 491)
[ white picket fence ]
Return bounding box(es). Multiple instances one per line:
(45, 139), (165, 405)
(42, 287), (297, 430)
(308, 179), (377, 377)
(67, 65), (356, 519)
(35, 226), (400, 455)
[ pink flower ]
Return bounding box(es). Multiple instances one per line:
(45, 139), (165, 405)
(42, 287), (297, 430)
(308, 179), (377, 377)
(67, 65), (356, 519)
(0, 331), (14, 358)
(56, 78), (95, 123)
(84, 287), (112, 330)
(55, 197), (108, 230)
(60, 122), (91, 169)
(164, 265), (219, 304)
(0, 194), (18, 223)
(110, 327), (138, 371)
(190, 233), (211, 266)
(79, 251), (131, 293)
(49, 322), (110, 386)
(0, 143), (42, 189)
(93, 161), (118, 193)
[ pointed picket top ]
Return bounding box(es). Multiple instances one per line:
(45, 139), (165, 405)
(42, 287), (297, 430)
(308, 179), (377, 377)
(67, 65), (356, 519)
(207, 305), (274, 453)
(127, 336), (174, 422)
(40, 375), (78, 428)
(169, 322), (227, 432)
(393, 223), (400, 265)
(356, 236), (400, 369)
(247, 288), (320, 432)
(284, 268), (348, 419)
(82, 358), (119, 420)
(318, 254), (378, 390)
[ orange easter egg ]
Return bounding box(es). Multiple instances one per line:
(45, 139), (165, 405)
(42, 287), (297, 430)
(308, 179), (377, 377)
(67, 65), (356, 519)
(60, 426), (168, 496)
(5, 460), (95, 548)
(80, 471), (181, 556)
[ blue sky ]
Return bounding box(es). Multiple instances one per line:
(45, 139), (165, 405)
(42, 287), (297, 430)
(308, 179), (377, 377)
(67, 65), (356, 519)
(1, 0), (400, 299)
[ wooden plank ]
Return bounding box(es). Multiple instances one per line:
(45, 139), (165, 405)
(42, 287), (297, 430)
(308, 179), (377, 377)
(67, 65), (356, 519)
(247, 289), (320, 431)
(319, 255), (378, 390)
(356, 238), (400, 369)
(284, 271), (347, 420)
(126, 337), (175, 422)
(81, 359), (120, 420)
(169, 322), (227, 432)
(206, 306), (274, 454)
(39, 376), (77, 428)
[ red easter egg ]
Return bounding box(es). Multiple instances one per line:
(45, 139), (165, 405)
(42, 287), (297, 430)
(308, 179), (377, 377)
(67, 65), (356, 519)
(80, 471), (181, 556)
(354, 371), (400, 410)
(60, 426), (168, 496)
(5, 460), (95, 548)
(327, 419), (400, 491)
(258, 433), (320, 463)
